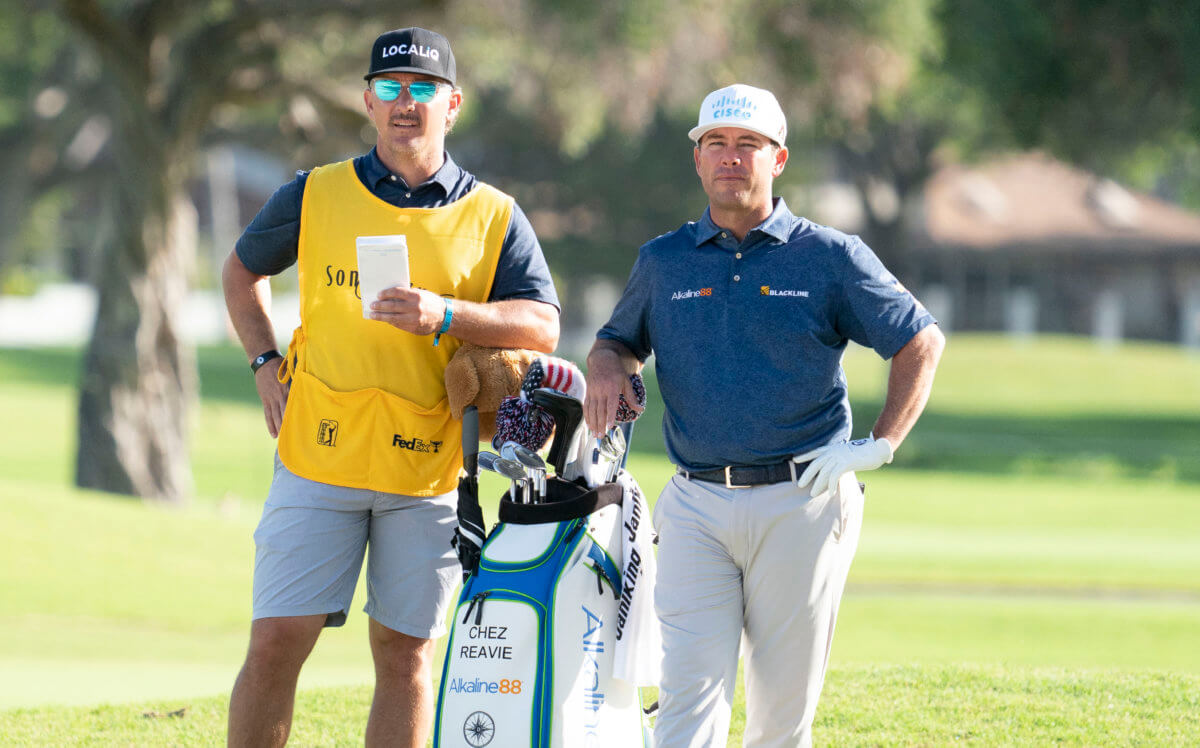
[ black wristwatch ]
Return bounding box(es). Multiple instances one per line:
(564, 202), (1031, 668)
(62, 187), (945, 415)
(251, 349), (282, 374)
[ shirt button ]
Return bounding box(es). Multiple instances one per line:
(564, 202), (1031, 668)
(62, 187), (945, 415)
(389, 175), (397, 181)
(720, 232), (728, 239)
(405, 192), (412, 198)
(735, 252), (742, 259)
(734, 274), (741, 282)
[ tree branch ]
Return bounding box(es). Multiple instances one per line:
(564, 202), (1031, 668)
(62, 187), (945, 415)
(58, 0), (146, 90)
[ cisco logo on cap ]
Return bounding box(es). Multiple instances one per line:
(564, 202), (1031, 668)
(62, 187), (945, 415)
(707, 93), (757, 121)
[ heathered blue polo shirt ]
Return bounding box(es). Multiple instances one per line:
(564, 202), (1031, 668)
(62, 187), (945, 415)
(235, 148), (559, 309)
(598, 198), (935, 471)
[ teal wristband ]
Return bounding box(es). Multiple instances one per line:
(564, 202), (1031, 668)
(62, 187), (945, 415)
(433, 298), (453, 346)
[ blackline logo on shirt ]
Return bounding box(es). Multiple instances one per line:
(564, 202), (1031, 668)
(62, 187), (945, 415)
(392, 434), (443, 453)
(760, 286), (809, 298)
(670, 287), (713, 301)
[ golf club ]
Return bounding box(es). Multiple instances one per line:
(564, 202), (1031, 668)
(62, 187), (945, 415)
(494, 456), (528, 503)
(511, 444), (548, 503)
(502, 441), (546, 503)
(498, 441), (527, 502)
(600, 426), (626, 482)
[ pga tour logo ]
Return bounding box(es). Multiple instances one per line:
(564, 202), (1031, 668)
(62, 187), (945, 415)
(381, 43), (439, 61)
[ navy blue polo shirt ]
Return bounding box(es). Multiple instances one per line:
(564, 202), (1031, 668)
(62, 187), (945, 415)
(235, 148), (559, 309)
(598, 198), (935, 471)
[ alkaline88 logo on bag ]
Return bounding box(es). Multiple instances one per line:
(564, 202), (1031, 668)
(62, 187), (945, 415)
(445, 677), (524, 695)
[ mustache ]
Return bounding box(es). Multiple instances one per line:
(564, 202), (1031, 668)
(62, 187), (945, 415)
(389, 114), (421, 126)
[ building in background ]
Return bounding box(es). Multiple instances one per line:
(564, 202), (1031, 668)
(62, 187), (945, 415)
(896, 153), (1200, 346)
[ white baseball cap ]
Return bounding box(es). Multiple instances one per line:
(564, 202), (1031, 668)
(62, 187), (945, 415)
(688, 84), (787, 147)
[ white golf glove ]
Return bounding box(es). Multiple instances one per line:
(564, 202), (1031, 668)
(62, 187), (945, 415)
(792, 435), (894, 499)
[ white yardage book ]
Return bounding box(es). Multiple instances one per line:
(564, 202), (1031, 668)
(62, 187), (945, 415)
(356, 235), (410, 319)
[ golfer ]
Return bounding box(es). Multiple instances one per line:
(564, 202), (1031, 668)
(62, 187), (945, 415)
(222, 27), (558, 747)
(584, 84), (944, 747)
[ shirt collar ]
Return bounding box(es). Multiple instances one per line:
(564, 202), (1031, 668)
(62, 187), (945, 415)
(364, 147), (462, 194)
(694, 197), (796, 247)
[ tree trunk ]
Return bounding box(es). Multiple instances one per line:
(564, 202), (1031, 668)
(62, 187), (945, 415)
(75, 161), (197, 502)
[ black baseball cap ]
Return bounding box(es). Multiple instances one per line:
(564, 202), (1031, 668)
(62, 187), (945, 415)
(364, 27), (456, 86)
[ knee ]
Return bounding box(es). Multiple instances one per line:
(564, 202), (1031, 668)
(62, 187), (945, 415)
(371, 626), (435, 679)
(245, 616), (323, 670)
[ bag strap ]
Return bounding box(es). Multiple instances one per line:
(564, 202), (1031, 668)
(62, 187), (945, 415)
(452, 407), (485, 580)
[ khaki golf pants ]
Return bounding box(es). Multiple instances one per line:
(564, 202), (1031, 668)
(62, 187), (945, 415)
(651, 472), (863, 748)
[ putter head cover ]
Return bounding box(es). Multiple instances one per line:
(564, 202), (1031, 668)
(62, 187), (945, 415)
(492, 356), (587, 451)
(615, 373), (646, 423)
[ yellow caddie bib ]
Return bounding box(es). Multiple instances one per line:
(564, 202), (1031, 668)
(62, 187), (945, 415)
(277, 159), (512, 496)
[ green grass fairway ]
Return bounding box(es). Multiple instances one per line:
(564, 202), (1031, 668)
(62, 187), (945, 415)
(1, 335), (1199, 744)
(3, 666), (1197, 746)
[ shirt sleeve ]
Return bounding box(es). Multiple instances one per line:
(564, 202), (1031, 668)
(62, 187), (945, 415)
(487, 202), (561, 310)
(234, 172), (308, 276)
(596, 248), (654, 362)
(835, 237), (936, 359)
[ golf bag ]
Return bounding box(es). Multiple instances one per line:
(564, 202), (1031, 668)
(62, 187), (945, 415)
(436, 474), (653, 748)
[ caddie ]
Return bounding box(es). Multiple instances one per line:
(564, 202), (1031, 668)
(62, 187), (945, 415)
(584, 83), (945, 747)
(221, 27), (559, 747)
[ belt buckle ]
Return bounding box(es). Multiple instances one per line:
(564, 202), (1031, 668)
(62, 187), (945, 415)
(724, 466), (751, 489)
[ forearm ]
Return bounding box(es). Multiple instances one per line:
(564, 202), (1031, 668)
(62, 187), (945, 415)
(445, 298), (559, 353)
(586, 337), (643, 376)
(871, 325), (945, 449)
(222, 252), (278, 361)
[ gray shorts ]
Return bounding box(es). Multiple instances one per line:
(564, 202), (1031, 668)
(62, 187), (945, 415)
(251, 454), (460, 638)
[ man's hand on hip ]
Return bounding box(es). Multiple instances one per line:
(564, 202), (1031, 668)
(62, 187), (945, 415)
(793, 436), (894, 499)
(370, 286), (444, 335)
(255, 358), (289, 439)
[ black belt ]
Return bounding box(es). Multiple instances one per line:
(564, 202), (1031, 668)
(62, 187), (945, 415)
(678, 460), (808, 488)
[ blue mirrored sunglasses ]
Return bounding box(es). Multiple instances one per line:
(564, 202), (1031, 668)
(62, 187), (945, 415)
(371, 79), (445, 103)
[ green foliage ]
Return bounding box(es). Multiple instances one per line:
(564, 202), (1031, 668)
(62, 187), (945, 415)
(938, 0), (1200, 173)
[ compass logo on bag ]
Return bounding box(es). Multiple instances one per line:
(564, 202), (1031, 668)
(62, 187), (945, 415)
(463, 711), (495, 746)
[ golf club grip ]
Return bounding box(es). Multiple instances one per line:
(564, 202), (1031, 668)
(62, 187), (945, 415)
(463, 406), (479, 477)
